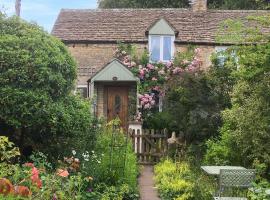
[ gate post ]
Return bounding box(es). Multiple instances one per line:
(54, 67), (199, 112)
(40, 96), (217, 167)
(128, 121), (142, 160)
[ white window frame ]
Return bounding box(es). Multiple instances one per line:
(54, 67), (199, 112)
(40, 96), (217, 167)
(149, 35), (175, 63)
(75, 85), (88, 98)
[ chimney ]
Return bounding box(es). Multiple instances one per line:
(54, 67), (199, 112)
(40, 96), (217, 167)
(15, 0), (21, 17)
(189, 0), (207, 12)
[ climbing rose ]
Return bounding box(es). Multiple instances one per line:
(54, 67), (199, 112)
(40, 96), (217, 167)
(147, 63), (154, 70)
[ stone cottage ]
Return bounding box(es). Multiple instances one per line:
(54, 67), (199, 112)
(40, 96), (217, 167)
(52, 0), (269, 129)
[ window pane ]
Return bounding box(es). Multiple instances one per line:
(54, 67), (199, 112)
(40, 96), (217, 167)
(163, 36), (172, 61)
(77, 87), (87, 98)
(150, 36), (160, 62)
(215, 46), (227, 66)
(114, 95), (121, 115)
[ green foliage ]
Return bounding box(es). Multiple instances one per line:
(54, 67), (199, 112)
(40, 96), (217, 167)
(144, 112), (172, 130)
(98, 0), (270, 9)
(98, 0), (189, 8)
(205, 15), (270, 176)
(248, 180), (270, 200)
(0, 136), (20, 162)
(154, 159), (214, 200)
(82, 120), (138, 189)
(0, 15), (96, 159)
(86, 183), (139, 200)
(164, 71), (225, 143)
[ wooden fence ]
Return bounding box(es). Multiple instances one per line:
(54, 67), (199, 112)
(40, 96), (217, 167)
(128, 128), (168, 164)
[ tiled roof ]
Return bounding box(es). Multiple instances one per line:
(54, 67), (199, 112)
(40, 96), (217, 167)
(52, 9), (270, 44)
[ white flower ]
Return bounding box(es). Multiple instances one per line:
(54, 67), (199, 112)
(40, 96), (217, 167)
(72, 150), (76, 156)
(97, 160), (101, 164)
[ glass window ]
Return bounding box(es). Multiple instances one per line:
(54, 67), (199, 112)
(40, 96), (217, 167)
(163, 36), (172, 61)
(77, 87), (87, 98)
(114, 95), (121, 115)
(215, 46), (228, 66)
(150, 36), (160, 62)
(150, 35), (174, 62)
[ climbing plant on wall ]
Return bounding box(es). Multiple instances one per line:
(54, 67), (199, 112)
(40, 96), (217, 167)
(115, 43), (203, 122)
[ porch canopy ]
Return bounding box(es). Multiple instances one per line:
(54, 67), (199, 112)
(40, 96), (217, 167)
(88, 59), (139, 98)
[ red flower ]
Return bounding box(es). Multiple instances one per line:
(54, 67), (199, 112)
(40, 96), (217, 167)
(14, 186), (32, 197)
(0, 178), (14, 196)
(24, 163), (42, 188)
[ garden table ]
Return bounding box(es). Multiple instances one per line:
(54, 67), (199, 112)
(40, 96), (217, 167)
(201, 166), (246, 176)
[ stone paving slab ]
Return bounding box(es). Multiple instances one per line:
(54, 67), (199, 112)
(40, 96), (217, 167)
(138, 165), (160, 200)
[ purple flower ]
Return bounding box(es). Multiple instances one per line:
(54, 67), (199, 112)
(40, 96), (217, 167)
(52, 193), (57, 200)
(87, 187), (93, 193)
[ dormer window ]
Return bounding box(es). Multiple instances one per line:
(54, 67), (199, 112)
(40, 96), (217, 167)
(149, 35), (174, 62)
(147, 18), (177, 63)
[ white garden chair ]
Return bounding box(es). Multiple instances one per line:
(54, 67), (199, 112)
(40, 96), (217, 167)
(214, 169), (256, 200)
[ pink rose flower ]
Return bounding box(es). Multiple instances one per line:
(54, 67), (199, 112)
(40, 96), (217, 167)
(147, 63), (154, 70)
(166, 61), (172, 68)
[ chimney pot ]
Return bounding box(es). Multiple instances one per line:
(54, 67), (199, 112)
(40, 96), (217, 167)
(189, 0), (207, 12)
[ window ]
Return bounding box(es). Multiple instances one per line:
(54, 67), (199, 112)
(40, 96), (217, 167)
(76, 86), (88, 98)
(149, 35), (174, 62)
(215, 46), (239, 68)
(215, 46), (228, 66)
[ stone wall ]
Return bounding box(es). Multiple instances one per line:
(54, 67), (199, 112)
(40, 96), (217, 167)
(67, 42), (216, 86)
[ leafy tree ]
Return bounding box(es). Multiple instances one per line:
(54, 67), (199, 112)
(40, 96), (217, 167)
(164, 71), (226, 144)
(204, 15), (270, 175)
(98, 0), (270, 9)
(0, 14), (95, 158)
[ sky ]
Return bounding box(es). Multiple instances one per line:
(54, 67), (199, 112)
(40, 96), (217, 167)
(0, 0), (98, 32)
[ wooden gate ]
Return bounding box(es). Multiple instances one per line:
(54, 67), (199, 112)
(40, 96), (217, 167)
(129, 128), (168, 164)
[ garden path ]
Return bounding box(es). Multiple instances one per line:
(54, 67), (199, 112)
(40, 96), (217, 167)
(138, 165), (160, 200)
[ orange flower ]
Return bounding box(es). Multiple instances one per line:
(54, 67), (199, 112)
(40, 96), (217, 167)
(56, 169), (69, 177)
(0, 178), (14, 196)
(14, 186), (32, 197)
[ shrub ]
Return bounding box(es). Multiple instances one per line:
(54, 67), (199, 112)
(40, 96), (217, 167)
(0, 14), (96, 160)
(164, 71), (226, 145)
(154, 159), (214, 200)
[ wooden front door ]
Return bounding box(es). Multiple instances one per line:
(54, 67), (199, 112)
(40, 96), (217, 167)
(107, 87), (128, 130)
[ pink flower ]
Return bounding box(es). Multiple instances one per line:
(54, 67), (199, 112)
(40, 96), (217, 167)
(147, 63), (154, 70)
(143, 67), (149, 73)
(57, 169), (69, 178)
(153, 86), (160, 91)
(130, 61), (136, 67)
(150, 100), (156, 106)
(194, 48), (201, 54)
(139, 69), (145, 77)
(158, 70), (165, 75)
(166, 61), (172, 68)
(152, 77), (157, 81)
(144, 103), (151, 109)
(182, 59), (189, 65)
(172, 67), (182, 75)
